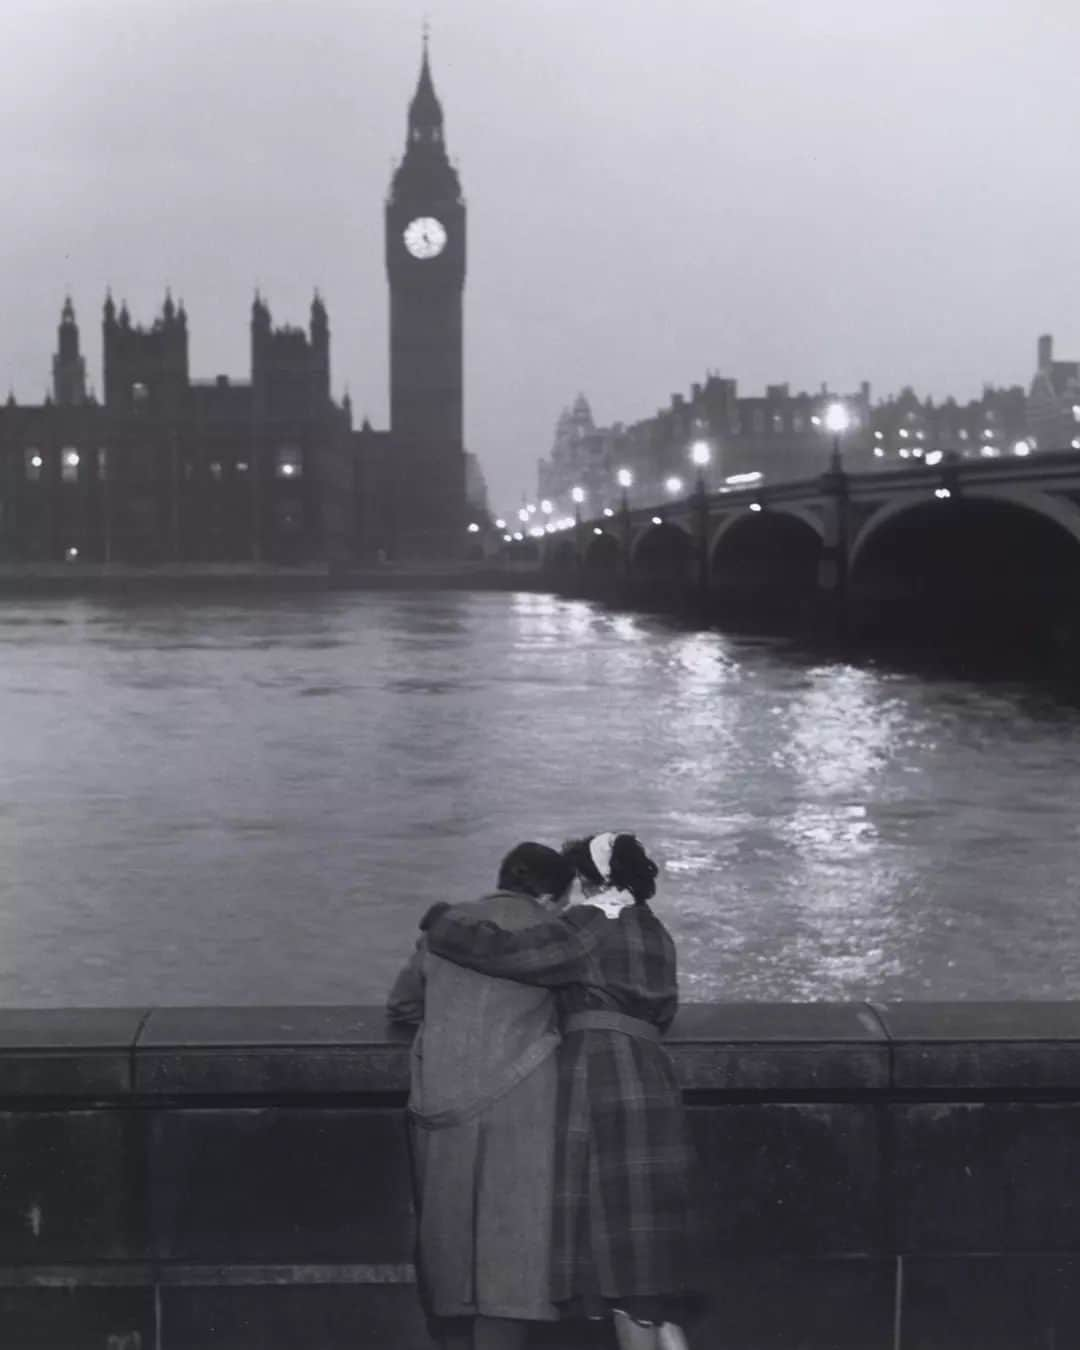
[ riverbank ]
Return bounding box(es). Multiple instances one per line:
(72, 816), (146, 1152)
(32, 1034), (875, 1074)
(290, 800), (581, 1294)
(0, 561), (533, 594)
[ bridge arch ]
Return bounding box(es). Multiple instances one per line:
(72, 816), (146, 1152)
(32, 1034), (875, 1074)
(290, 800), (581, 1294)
(707, 503), (823, 559)
(541, 534), (578, 578)
(583, 528), (620, 573)
(706, 505), (822, 627)
(850, 485), (1080, 572)
(708, 506), (823, 582)
(630, 520), (694, 579)
(848, 485), (1080, 651)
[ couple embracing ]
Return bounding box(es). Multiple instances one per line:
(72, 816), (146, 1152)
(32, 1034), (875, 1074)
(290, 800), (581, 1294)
(388, 831), (701, 1350)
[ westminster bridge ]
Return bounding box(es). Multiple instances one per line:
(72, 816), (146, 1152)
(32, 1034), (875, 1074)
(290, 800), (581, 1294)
(513, 449), (1080, 655)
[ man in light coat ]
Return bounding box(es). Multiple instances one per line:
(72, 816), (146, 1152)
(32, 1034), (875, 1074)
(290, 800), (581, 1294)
(387, 841), (599, 1350)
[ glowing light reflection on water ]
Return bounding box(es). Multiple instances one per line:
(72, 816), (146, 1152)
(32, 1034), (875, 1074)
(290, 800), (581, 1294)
(1, 589), (1079, 1006)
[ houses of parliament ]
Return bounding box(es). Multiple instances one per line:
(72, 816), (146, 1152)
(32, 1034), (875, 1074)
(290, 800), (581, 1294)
(0, 43), (473, 565)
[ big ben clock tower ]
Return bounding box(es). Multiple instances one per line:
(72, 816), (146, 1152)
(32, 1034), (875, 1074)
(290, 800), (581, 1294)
(385, 36), (466, 559)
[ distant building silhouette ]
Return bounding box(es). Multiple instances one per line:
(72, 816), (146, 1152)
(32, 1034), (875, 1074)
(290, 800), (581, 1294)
(538, 377), (873, 511)
(540, 361), (1045, 514)
(1029, 334), (1080, 453)
(0, 40), (467, 564)
(869, 384), (1027, 464)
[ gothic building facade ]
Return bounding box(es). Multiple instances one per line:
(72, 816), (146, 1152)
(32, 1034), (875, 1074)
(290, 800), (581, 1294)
(0, 42), (468, 565)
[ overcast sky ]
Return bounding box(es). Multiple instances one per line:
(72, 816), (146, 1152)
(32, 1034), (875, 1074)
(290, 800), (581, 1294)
(1, 0), (1076, 511)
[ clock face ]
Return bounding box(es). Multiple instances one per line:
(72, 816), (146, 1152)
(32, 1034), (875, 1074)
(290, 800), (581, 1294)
(403, 216), (447, 260)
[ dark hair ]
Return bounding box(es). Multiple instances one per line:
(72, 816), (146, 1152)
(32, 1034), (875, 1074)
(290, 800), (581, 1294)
(497, 841), (575, 901)
(562, 832), (659, 905)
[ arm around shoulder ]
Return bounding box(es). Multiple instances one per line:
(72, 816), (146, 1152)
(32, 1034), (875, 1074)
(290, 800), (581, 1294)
(424, 903), (610, 986)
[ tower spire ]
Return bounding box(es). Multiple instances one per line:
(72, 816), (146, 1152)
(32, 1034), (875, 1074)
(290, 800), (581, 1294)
(408, 28), (443, 146)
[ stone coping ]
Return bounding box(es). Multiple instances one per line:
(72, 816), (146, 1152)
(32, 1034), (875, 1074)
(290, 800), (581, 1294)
(1, 1002), (1079, 1098)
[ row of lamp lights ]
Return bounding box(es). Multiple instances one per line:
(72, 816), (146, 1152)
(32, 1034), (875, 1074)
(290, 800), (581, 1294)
(490, 438), (721, 544)
(480, 397), (1066, 540)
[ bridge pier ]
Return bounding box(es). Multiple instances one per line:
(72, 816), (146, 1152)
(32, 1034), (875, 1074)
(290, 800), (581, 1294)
(811, 461), (851, 639)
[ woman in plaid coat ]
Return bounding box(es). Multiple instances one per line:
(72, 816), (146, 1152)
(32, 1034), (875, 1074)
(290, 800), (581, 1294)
(425, 832), (699, 1350)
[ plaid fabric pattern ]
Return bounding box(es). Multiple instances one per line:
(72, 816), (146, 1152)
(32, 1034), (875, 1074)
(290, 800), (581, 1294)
(426, 903), (701, 1303)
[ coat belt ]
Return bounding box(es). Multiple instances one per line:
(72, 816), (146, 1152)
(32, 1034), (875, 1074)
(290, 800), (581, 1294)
(562, 1009), (661, 1042)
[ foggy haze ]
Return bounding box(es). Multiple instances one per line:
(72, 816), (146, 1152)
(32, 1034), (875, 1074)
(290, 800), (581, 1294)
(0, 0), (1076, 512)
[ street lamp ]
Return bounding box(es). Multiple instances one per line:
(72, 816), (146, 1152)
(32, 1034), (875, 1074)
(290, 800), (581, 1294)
(570, 485), (586, 543)
(685, 444), (712, 591)
(824, 402), (850, 470)
(616, 468), (633, 489)
(664, 475), (684, 495)
(689, 440), (711, 501)
(540, 499), (553, 515)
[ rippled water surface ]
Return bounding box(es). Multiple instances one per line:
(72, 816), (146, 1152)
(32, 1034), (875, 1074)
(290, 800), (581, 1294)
(2, 590), (1079, 1006)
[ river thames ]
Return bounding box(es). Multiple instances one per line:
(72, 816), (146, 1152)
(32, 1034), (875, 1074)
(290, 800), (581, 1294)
(1, 588), (1078, 1007)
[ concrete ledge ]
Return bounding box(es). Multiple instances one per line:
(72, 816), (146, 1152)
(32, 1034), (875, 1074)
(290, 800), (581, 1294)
(135, 1006), (413, 1096)
(3, 1004), (1080, 1346)
(6, 1002), (1080, 1100)
(668, 1003), (888, 1092)
(874, 1001), (1080, 1090)
(0, 1008), (147, 1096)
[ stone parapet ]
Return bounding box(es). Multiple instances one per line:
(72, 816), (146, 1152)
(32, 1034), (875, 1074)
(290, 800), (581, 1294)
(2, 1002), (1079, 1347)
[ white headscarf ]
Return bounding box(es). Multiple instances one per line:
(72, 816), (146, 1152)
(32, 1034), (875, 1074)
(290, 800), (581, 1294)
(587, 831), (620, 885)
(579, 830), (635, 918)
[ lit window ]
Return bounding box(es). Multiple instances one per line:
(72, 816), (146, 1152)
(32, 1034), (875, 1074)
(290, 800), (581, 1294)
(236, 461), (249, 473)
(132, 382), (148, 404)
(97, 449), (108, 478)
(958, 430), (969, 441)
(899, 429), (909, 439)
(873, 431), (883, 439)
(25, 449), (44, 481)
(873, 447), (885, 458)
(209, 461), (223, 481)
